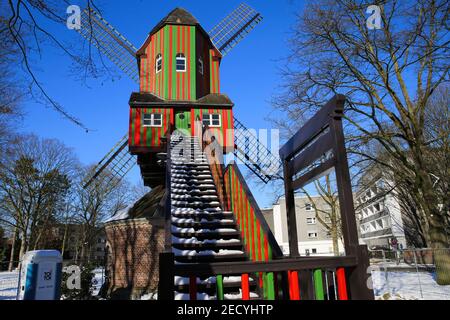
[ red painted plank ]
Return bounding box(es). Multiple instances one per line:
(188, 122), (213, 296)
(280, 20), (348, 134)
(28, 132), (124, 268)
(241, 274), (250, 300)
(336, 268), (348, 300)
(189, 276), (197, 300)
(168, 26), (173, 100)
(288, 270), (300, 300)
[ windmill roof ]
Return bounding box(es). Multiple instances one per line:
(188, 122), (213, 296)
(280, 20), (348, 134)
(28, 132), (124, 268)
(148, 8), (199, 37)
(129, 92), (234, 107)
(137, 7), (222, 57)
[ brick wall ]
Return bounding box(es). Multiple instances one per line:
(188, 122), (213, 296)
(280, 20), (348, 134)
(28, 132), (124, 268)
(105, 218), (164, 299)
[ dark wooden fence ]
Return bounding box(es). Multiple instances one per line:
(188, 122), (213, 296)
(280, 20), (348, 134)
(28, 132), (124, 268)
(157, 96), (374, 300)
(279, 94), (373, 300)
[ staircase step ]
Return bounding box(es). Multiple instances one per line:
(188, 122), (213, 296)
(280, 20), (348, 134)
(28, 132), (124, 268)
(172, 220), (236, 229)
(172, 241), (243, 251)
(174, 253), (247, 263)
(172, 231), (241, 240)
(171, 211), (234, 220)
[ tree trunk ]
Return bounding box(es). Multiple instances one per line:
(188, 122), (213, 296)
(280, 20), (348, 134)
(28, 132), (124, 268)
(428, 211), (450, 285)
(8, 227), (18, 271)
(61, 223), (69, 257)
(417, 164), (450, 285)
(18, 231), (28, 261)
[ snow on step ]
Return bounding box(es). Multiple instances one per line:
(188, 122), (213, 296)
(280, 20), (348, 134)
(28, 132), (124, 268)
(175, 292), (214, 300)
(171, 225), (237, 233)
(225, 290), (259, 300)
(173, 248), (244, 257)
(172, 236), (241, 244)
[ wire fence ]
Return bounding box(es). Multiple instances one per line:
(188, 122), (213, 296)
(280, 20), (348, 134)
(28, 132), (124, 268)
(0, 259), (107, 300)
(2, 249), (450, 300)
(368, 248), (450, 300)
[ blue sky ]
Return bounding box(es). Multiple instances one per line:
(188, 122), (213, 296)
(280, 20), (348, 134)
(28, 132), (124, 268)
(18, 0), (306, 208)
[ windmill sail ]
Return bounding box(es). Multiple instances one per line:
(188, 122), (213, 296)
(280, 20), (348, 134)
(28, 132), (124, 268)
(83, 135), (136, 191)
(209, 3), (263, 56)
(233, 117), (281, 183)
(77, 8), (139, 83)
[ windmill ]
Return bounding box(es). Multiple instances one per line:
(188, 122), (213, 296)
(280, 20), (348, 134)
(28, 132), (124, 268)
(78, 3), (280, 192)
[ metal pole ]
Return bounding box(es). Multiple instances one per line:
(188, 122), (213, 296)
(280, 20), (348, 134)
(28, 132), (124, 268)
(412, 249), (424, 299)
(382, 250), (390, 295)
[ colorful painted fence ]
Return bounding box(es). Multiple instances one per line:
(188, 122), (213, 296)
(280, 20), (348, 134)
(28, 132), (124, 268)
(223, 164), (283, 299)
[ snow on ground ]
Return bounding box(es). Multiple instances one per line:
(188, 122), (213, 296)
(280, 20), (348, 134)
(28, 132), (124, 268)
(0, 268), (106, 300)
(2, 267), (449, 300)
(0, 271), (19, 300)
(371, 269), (450, 300)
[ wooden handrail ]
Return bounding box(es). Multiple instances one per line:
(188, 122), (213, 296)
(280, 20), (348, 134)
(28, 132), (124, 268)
(173, 256), (357, 277)
(163, 129), (172, 252)
(224, 163), (284, 258)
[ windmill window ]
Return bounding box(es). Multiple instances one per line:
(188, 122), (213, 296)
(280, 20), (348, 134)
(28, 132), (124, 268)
(307, 232), (318, 239)
(143, 113), (162, 127)
(156, 54), (162, 73)
(198, 57), (204, 75)
(306, 217), (316, 225)
(176, 53), (186, 72)
(202, 113), (221, 127)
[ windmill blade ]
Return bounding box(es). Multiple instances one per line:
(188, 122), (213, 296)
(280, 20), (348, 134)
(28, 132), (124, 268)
(77, 8), (139, 83)
(233, 117), (282, 184)
(83, 134), (136, 191)
(209, 3), (263, 57)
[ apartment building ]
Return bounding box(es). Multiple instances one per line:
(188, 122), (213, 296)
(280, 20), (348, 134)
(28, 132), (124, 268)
(264, 195), (344, 256)
(355, 178), (407, 249)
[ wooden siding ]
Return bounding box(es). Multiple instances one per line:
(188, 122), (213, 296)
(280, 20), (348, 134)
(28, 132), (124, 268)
(139, 25), (197, 101)
(224, 166), (273, 263)
(129, 108), (172, 148)
(195, 28), (211, 99)
(191, 108), (234, 151)
(209, 49), (221, 94)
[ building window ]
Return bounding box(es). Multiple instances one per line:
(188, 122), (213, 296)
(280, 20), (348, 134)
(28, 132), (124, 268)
(143, 113), (162, 127)
(198, 57), (204, 75)
(306, 217), (316, 225)
(176, 53), (186, 72)
(307, 232), (318, 238)
(311, 248), (317, 254)
(156, 54), (162, 73)
(305, 203), (312, 211)
(202, 113), (221, 127)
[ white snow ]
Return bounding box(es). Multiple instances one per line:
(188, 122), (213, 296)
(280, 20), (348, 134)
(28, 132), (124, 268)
(371, 269), (450, 300)
(105, 205), (132, 222)
(0, 270), (19, 300)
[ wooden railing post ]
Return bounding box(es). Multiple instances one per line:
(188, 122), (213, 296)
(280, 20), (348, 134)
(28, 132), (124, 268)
(158, 252), (174, 300)
(347, 245), (374, 300)
(282, 160), (300, 258)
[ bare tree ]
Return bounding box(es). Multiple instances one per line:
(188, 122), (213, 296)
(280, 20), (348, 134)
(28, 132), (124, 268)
(0, 134), (76, 268)
(300, 174), (343, 255)
(272, 0), (449, 283)
(71, 166), (132, 264)
(1, 0), (111, 132)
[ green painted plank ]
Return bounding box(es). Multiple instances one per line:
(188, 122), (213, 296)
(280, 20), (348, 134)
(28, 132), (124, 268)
(266, 272), (275, 300)
(313, 269), (325, 300)
(216, 275), (224, 300)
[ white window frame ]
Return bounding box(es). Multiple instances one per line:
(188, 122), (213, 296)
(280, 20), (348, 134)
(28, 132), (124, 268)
(198, 57), (204, 75)
(305, 203), (312, 211)
(176, 53), (186, 72)
(307, 231), (318, 239)
(156, 54), (162, 73)
(202, 113), (221, 127)
(143, 113), (163, 127)
(306, 217), (316, 225)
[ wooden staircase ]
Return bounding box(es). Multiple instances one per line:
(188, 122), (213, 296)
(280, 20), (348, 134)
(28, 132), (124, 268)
(169, 134), (260, 300)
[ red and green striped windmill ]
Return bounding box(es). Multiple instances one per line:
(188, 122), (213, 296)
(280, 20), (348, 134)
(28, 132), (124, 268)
(80, 3), (281, 191)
